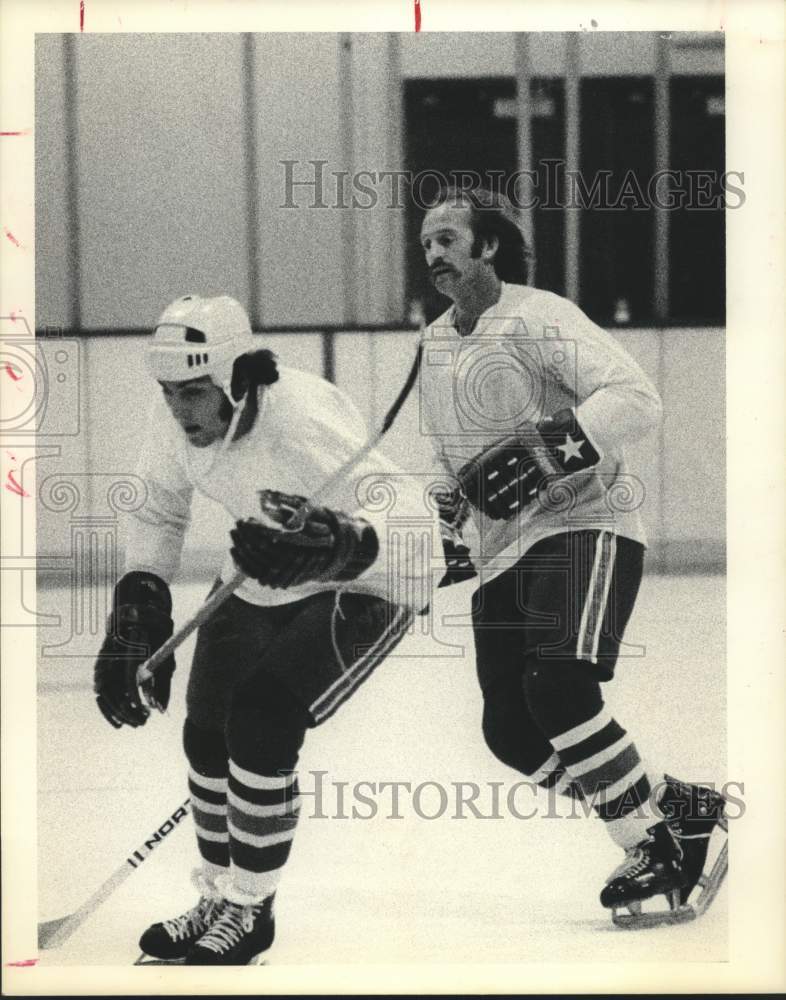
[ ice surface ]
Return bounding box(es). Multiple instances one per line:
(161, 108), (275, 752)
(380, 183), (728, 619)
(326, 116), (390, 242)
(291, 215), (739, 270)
(36, 574), (727, 966)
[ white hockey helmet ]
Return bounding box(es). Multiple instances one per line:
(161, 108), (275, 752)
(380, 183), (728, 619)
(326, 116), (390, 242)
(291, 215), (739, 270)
(145, 295), (257, 404)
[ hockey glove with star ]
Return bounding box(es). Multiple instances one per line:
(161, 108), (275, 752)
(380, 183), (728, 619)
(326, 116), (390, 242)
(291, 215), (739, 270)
(230, 490), (379, 589)
(457, 409), (602, 521)
(430, 482), (477, 588)
(94, 572), (176, 729)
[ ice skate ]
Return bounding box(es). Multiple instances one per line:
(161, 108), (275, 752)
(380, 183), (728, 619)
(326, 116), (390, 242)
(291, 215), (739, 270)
(659, 774), (728, 916)
(601, 821), (692, 928)
(138, 872), (225, 962)
(184, 894), (275, 965)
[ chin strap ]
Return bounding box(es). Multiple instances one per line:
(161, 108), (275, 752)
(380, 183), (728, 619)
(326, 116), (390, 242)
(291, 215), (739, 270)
(190, 387), (253, 488)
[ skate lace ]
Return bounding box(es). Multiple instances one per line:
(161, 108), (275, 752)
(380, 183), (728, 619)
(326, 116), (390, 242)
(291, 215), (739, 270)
(163, 897), (219, 942)
(197, 902), (262, 955)
(609, 846), (648, 881)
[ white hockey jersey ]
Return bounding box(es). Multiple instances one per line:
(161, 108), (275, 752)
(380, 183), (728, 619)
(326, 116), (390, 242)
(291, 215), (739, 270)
(125, 366), (440, 611)
(419, 282), (663, 577)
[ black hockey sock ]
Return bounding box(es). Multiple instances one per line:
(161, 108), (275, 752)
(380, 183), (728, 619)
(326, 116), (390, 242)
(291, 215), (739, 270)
(528, 753), (584, 800)
(224, 759), (301, 902)
(524, 660), (660, 848)
(183, 718), (230, 876)
(224, 673), (310, 901)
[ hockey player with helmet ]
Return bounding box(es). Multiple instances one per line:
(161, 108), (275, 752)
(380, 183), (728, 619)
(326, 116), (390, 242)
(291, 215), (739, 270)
(416, 185), (727, 929)
(93, 294), (440, 965)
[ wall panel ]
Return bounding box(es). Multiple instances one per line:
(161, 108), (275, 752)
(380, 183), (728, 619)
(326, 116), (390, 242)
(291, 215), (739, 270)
(73, 34), (250, 328)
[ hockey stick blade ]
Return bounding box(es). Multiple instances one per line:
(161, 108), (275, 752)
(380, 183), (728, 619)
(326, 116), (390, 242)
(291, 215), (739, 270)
(38, 798), (191, 950)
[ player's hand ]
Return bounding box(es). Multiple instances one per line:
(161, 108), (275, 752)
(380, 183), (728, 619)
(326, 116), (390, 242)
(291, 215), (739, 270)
(94, 572), (175, 729)
(230, 490), (379, 589)
(457, 410), (602, 521)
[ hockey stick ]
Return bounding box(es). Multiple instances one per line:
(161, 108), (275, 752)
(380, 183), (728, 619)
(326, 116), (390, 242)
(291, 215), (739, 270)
(38, 798), (191, 950)
(135, 344), (424, 686)
(41, 346), (424, 948)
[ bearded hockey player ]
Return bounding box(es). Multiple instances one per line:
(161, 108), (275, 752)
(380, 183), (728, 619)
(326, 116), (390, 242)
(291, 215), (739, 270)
(93, 295), (439, 965)
(416, 185), (727, 929)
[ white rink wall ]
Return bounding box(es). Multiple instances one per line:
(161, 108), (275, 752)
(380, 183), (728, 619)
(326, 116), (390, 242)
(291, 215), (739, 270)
(33, 325), (725, 581)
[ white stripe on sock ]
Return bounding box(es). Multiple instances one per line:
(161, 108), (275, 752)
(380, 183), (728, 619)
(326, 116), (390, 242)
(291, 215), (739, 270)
(529, 752), (562, 785)
(228, 821), (297, 850)
(604, 798), (662, 849)
(226, 866), (282, 903)
(229, 760), (296, 790)
(191, 794), (227, 816)
(229, 791), (301, 818)
(189, 768), (228, 793)
(565, 733), (631, 778)
(585, 762), (646, 805)
(550, 706), (612, 751)
(195, 826), (229, 843)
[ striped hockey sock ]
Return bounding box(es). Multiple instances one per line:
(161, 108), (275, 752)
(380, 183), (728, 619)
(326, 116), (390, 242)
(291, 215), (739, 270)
(549, 707), (661, 848)
(188, 767), (230, 884)
(225, 759), (301, 902)
(528, 751), (583, 799)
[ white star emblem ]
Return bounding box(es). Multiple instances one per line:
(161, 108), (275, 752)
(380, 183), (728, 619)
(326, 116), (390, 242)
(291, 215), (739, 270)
(557, 434), (585, 464)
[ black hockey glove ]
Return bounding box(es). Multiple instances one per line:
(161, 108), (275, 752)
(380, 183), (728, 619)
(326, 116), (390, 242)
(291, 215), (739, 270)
(457, 409), (602, 521)
(430, 482), (477, 589)
(230, 490), (380, 590)
(94, 572), (175, 729)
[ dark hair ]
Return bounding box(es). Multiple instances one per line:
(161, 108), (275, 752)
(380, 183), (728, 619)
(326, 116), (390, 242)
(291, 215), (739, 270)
(432, 185), (535, 284)
(218, 348), (280, 419)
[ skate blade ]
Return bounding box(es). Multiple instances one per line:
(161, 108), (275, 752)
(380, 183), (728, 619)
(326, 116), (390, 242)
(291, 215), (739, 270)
(681, 822), (729, 914)
(612, 890), (695, 930)
(689, 838), (728, 917)
(612, 905), (696, 929)
(141, 951), (270, 967)
(134, 953), (186, 966)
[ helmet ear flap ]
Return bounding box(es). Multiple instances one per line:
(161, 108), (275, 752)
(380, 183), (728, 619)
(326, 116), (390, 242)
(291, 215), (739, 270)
(230, 353), (252, 403)
(230, 349), (279, 403)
